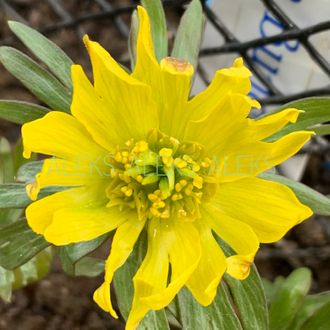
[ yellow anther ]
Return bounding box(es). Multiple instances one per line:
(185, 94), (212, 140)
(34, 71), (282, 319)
(180, 179), (188, 187)
(125, 139), (134, 147)
(124, 188), (133, 197)
(160, 210), (170, 218)
(192, 163), (200, 172)
(150, 207), (161, 217)
(193, 176), (203, 189)
(159, 148), (173, 158)
(122, 156), (128, 164)
(175, 182), (182, 192)
(124, 163), (131, 170)
(174, 158), (187, 169)
(171, 193), (183, 201)
(115, 152), (122, 162)
(154, 190), (161, 196)
(122, 151), (129, 157)
(178, 209), (187, 217)
(185, 184), (194, 196)
(136, 175), (143, 183)
(183, 155), (193, 163)
(148, 193), (159, 202)
(201, 158), (211, 168)
(121, 186), (128, 193)
(133, 141), (149, 153)
(155, 201), (166, 209)
(162, 156), (172, 167)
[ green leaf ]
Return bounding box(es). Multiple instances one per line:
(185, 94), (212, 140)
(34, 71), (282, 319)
(141, 0), (168, 62)
(17, 160), (43, 183)
(74, 257), (105, 277)
(0, 183), (65, 209)
(0, 219), (49, 269)
(59, 234), (108, 276)
(311, 124), (330, 136)
(290, 293), (330, 330)
(0, 100), (49, 124)
(0, 266), (15, 302)
(266, 97), (330, 141)
(129, 10), (139, 70)
(269, 268), (312, 330)
(0, 137), (14, 183)
(0, 247), (53, 303)
(260, 172), (330, 216)
(0, 47), (71, 112)
(171, 0), (205, 69)
(113, 231), (170, 329)
(301, 301), (330, 330)
(8, 21), (73, 89)
(176, 284), (243, 330)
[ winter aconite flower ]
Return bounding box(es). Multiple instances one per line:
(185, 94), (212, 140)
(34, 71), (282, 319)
(22, 6), (312, 330)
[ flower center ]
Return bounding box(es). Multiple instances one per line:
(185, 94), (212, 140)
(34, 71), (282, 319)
(106, 130), (216, 221)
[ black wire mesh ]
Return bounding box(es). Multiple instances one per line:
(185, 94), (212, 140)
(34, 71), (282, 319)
(0, 0), (329, 106)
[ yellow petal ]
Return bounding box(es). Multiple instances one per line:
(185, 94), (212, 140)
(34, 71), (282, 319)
(26, 158), (102, 201)
(126, 219), (201, 330)
(44, 206), (133, 246)
(133, 7), (194, 139)
(187, 57), (254, 121)
(217, 131), (313, 182)
(22, 111), (107, 162)
(233, 108), (302, 144)
(213, 177), (313, 243)
(94, 216), (146, 318)
(83, 35), (158, 141)
(186, 222), (227, 305)
(71, 65), (126, 149)
(126, 218), (170, 330)
(132, 6), (159, 84)
(203, 204), (259, 280)
(185, 93), (258, 154)
(26, 186), (102, 235)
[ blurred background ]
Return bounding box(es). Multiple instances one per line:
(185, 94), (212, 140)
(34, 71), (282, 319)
(0, 0), (329, 329)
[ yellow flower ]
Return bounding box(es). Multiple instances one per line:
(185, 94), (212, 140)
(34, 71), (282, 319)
(22, 6), (313, 330)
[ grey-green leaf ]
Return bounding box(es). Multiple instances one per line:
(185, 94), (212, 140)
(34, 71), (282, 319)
(74, 257), (105, 277)
(260, 172), (330, 216)
(141, 0), (168, 62)
(171, 0), (205, 69)
(301, 301), (330, 330)
(0, 183), (66, 209)
(0, 219), (49, 269)
(269, 268), (312, 330)
(0, 100), (49, 124)
(0, 46), (71, 112)
(176, 284), (243, 330)
(59, 234), (108, 276)
(17, 160), (43, 183)
(266, 97), (330, 141)
(129, 10), (139, 70)
(8, 21), (73, 89)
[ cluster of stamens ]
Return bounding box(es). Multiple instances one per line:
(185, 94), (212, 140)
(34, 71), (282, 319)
(106, 130), (215, 221)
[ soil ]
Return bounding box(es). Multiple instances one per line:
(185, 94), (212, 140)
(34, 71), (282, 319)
(0, 1), (329, 329)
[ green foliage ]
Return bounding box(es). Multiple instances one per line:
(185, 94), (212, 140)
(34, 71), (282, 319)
(141, 0), (168, 62)
(59, 234), (108, 277)
(0, 100), (49, 125)
(8, 21), (73, 89)
(172, 0), (206, 70)
(0, 47), (71, 112)
(265, 268), (330, 330)
(0, 248), (53, 303)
